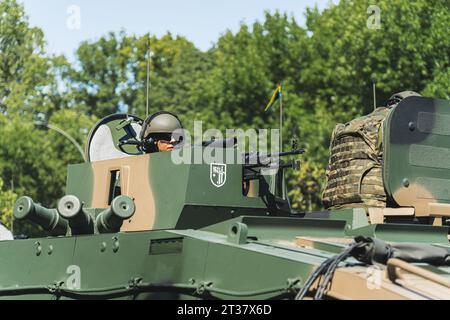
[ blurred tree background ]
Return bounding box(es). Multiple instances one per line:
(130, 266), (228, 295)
(0, 0), (449, 230)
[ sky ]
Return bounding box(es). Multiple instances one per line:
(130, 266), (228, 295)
(20, 0), (337, 61)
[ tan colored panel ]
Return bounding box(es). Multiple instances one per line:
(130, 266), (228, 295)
(382, 207), (415, 216)
(429, 203), (450, 217)
(323, 262), (450, 300)
(396, 276), (450, 300)
(387, 258), (450, 289)
(246, 180), (258, 197)
(368, 208), (384, 224)
(393, 183), (435, 217)
(367, 207), (415, 224)
(386, 258), (450, 299)
(295, 237), (354, 248)
(324, 267), (427, 300)
(432, 217), (443, 226)
(91, 154), (155, 231)
(121, 165), (131, 195)
(295, 237), (314, 248)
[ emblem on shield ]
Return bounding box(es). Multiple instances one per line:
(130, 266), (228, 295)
(210, 163), (227, 188)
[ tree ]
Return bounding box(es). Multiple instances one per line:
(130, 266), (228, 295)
(0, 111), (96, 207)
(189, 12), (309, 130)
(0, 0), (56, 116)
(65, 32), (209, 121)
(0, 0), (96, 209)
(0, 177), (16, 229)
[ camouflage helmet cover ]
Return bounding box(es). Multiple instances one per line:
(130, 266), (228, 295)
(141, 111), (183, 140)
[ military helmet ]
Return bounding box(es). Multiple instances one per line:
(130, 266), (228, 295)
(140, 111), (183, 141)
(386, 91), (422, 107)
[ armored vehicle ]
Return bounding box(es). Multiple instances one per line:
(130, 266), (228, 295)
(1, 96), (450, 299)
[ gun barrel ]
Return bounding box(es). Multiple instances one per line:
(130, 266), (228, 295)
(276, 149), (305, 157)
(57, 195), (94, 235)
(244, 148), (304, 169)
(202, 137), (237, 148)
(95, 195), (135, 234)
(13, 196), (68, 236)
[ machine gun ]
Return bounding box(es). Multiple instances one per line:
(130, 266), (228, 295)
(243, 148), (304, 182)
(202, 137), (237, 148)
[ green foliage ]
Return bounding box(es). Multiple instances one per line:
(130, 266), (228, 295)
(0, 0), (56, 116)
(66, 32), (208, 119)
(0, 0), (449, 220)
(190, 12), (309, 131)
(0, 112), (96, 208)
(0, 178), (16, 228)
(287, 162), (325, 212)
(0, 1), (97, 210)
(423, 67), (450, 99)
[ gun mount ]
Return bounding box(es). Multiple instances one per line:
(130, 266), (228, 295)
(57, 195), (94, 235)
(95, 195), (135, 233)
(243, 148), (304, 181)
(13, 196), (68, 236)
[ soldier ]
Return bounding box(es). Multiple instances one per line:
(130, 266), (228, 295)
(322, 91), (421, 210)
(140, 111), (184, 153)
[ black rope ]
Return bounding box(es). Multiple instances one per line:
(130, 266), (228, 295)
(295, 242), (363, 300)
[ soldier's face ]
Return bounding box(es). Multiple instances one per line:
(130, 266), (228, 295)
(157, 138), (176, 151)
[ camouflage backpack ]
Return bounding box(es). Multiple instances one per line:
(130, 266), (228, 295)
(322, 107), (391, 210)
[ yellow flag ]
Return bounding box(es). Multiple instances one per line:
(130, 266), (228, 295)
(264, 84), (282, 112)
